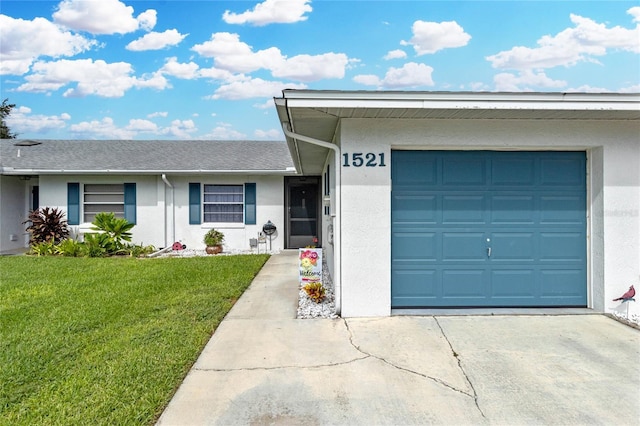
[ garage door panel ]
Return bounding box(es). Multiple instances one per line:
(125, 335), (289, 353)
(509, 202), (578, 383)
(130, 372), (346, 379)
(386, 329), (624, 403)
(443, 157), (486, 185)
(491, 269), (535, 298)
(540, 270), (586, 302)
(392, 232), (437, 260)
(392, 150), (587, 308)
(540, 232), (585, 261)
(540, 157), (585, 186)
(442, 232), (486, 261)
(491, 232), (535, 260)
(392, 194), (437, 223)
(442, 195), (487, 224)
(442, 269), (488, 298)
(392, 270), (438, 306)
(491, 195), (536, 224)
(492, 158), (536, 185)
(540, 196), (586, 224)
(393, 153), (437, 186)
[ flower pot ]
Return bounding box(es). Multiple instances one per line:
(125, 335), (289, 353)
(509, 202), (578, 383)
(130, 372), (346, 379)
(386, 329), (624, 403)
(206, 245), (222, 255)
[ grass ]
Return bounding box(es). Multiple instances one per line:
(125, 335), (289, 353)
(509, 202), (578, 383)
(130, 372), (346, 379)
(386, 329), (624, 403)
(0, 254), (270, 425)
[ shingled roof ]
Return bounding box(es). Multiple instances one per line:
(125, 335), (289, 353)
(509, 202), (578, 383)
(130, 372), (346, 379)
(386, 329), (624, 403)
(0, 139), (295, 175)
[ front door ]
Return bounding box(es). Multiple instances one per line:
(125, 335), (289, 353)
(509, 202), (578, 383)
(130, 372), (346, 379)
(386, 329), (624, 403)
(286, 177), (320, 248)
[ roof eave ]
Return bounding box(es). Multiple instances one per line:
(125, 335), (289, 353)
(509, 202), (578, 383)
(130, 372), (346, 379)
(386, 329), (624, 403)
(1, 168), (298, 176)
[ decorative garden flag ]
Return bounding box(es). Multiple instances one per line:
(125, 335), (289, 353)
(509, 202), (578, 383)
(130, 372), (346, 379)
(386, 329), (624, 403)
(299, 248), (322, 284)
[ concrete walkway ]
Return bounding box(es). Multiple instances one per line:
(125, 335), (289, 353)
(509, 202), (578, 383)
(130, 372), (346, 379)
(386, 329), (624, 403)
(157, 250), (640, 425)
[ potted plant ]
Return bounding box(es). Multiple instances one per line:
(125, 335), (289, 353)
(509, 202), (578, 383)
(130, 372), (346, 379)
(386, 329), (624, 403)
(204, 228), (225, 254)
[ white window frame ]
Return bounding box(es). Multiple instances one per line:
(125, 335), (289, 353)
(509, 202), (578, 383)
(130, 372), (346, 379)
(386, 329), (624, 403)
(202, 184), (244, 225)
(82, 183), (125, 223)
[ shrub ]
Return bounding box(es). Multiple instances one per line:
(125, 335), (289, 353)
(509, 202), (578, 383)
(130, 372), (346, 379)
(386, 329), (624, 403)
(90, 212), (134, 252)
(23, 207), (70, 245)
(204, 228), (225, 247)
(82, 233), (108, 258)
(303, 282), (326, 303)
(55, 238), (84, 257)
(28, 240), (57, 256)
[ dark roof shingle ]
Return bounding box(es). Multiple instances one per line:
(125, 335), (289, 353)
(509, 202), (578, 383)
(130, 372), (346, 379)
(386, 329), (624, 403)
(0, 139), (294, 174)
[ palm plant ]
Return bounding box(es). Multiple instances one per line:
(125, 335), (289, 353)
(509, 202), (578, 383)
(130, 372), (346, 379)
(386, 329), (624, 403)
(23, 207), (70, 245)
(90, 212), (134, 252)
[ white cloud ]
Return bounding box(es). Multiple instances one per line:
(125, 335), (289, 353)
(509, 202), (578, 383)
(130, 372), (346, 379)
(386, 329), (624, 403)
(5, 106), (71, 134)
(384, 49), (407, 60)
(160, 57), (199, 79)
(222, 0), (312, 26)
(486, 11), (640, 70)
(148, 111), (168, 118)
(126, 29), (187, 51)
(16, 59), (170, 97)
(193, 32), (352, 81)
(201, 123), (246, 140)
(134, 71), (171, 91)
(0, 14), (96, 75)
(126, 119), (158, 132)
(161, 119), (197, 139)
(493, 71), (567, 91)
(619, 84), (640, 93)
(253, 100), (275, 110)
(401, 20), (471, 55)
(69, 117), (135, 139)
(271, 53), (349, 81)
(53, 0), (156, 34)
(254, 128), (282, 139)
(627, 6), (640, 23)
(353, 74), (382, 86)
(354, 62), (435, 89)
(192, 32), (281, 73)
(211, 77), (306, 100)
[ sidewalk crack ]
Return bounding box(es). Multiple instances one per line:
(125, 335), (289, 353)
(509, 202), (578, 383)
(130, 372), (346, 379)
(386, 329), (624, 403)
(434, 317), (486, 419)
(194, 355), (370, 373)
(342, 318), (477, 400)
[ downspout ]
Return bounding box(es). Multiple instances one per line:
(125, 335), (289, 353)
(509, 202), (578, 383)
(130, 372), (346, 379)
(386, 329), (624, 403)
(282, 122), (343, 316)
(161, 174), (175, 247)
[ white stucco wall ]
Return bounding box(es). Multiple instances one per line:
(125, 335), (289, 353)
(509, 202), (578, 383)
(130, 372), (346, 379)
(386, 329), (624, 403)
(169, 174), (286, 252)
(35, 174), (286, 252)
(337, 118), (640, 319)
(0, 175), (30, 252)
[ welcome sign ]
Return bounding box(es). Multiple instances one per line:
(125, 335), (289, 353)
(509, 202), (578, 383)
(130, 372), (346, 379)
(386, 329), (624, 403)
(299, 248), (322, 284)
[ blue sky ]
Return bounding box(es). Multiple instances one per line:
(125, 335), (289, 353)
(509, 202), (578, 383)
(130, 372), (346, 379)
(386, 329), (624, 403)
(1, 0), (638, 140)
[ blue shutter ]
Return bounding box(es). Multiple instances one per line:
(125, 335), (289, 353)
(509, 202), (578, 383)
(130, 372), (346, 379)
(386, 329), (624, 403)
(124, 183), (136, 224)
(244, 183), (256, 225)
(67, 182), (80, 225)
(189, 183), (201, 225)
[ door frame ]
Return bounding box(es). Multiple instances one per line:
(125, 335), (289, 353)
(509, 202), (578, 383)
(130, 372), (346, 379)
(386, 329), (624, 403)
(284, 176), (321, 249)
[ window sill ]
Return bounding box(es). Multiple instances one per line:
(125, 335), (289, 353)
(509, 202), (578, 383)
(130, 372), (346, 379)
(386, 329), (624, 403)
(201, 223), (245, 230)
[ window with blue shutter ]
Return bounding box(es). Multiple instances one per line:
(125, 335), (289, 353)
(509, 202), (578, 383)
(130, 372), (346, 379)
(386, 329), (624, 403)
(244, 183), (256, 225)
(67, 182), (80, 225)
(124, 183), (136, 224)
(189, 183), (201, 224)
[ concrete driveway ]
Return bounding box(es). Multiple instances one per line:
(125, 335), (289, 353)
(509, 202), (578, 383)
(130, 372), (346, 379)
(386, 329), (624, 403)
(157, 251), (640, 425)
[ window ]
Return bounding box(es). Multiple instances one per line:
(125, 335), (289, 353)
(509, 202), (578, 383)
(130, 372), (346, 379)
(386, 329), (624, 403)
(189, 182), (256, 225)
(83, 184), (125, 223)
(203, 184), (244, 223)
(67, 182), (136, 225)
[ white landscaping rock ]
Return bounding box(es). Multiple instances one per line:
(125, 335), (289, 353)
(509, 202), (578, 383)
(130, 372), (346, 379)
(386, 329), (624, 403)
(297, 257), (338, 319)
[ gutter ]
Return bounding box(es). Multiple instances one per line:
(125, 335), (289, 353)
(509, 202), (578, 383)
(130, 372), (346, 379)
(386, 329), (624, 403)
(161, 174), (175, 248)
(0, 169), (297, 175)
(281, 121), (343, 316)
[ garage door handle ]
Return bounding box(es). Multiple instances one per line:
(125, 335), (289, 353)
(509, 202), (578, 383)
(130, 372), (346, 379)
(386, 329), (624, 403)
(487, 247), (492, 257)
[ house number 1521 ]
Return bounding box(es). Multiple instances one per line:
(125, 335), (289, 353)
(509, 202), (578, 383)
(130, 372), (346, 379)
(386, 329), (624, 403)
(342, 152), (387, 167)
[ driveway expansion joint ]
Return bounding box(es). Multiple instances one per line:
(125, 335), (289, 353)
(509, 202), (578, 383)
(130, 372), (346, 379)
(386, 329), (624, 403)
(342, 318), (479, 401)
(434, 317), (487, 419)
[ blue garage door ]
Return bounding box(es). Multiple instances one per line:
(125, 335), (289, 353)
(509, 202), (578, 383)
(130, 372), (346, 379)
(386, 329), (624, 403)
(391, 151), (587, 308)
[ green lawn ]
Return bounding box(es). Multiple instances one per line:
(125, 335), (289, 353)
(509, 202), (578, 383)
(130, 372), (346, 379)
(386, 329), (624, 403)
(0, 254), (270, 425)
